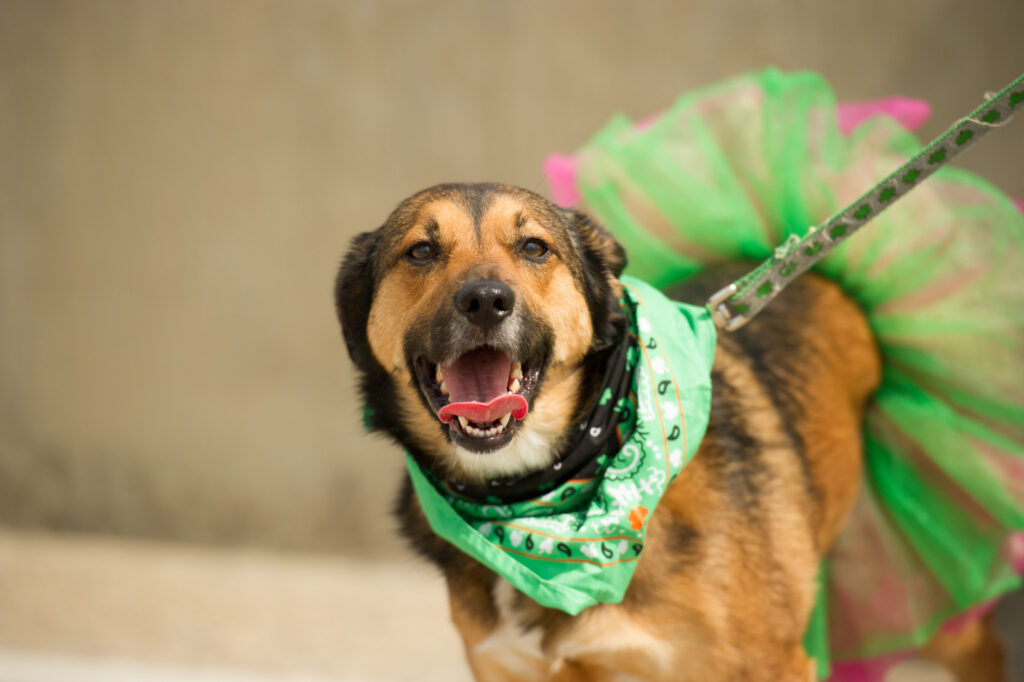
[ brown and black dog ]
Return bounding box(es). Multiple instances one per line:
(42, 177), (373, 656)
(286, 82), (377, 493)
(335, 183), (1005, 681)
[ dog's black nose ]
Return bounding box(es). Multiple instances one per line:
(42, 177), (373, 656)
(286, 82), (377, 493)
(455, 279), (515, 330)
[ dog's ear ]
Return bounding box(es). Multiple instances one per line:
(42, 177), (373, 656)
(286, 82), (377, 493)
(565, 209), (628, 350)
(569, 209), (627, 279)
(335, 230), (381, 369)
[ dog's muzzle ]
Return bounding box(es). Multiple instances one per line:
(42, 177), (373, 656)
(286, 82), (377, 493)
(410, 278), (548, 452)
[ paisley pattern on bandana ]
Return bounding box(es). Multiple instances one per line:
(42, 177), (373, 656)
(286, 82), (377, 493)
(406, 276), (716, 615)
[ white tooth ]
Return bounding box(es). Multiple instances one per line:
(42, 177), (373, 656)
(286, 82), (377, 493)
(510, 363), (523, 380)
(509, 378), (521, 393)
(499, 413), (511, 428)
(440, 381), (449, 395)
(468, 423), (483, 437)
(458, 416), (468, 429)
(435, 366), (443, 383)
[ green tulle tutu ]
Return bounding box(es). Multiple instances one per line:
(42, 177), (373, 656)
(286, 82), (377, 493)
(546, 68), (1024, 673)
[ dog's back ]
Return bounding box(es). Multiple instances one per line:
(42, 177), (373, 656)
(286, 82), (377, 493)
(671, 266), (881, 550)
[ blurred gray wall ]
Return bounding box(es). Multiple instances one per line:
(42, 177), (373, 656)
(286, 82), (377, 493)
(1, 0), (1023, 556)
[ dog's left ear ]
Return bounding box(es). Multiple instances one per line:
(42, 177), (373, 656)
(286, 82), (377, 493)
(334, 229), (381, 370)
(565, 209), (628, 350)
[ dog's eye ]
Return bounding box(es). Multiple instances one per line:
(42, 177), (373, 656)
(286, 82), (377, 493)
(406, 242), (437, 262)
(519, 238), (550, 260)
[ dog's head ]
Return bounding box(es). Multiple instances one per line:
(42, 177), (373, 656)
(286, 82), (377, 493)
(336, 183), (626, 482)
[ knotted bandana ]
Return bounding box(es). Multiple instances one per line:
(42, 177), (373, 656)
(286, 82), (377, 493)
(407, 276), (716, 614)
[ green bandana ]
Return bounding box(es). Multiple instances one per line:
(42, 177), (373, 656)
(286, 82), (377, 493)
(407, 276), (716, 614)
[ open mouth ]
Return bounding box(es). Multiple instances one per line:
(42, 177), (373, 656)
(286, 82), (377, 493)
(414, 347), (544, 452)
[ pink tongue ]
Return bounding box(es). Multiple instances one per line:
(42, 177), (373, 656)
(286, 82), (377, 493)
(439, 394), (528, 424)
(436, 348), (529, 424)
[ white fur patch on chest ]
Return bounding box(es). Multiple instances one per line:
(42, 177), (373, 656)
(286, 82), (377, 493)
(454, 420), (559, 480)
(473, 579), (546, 675)
(476, 579), (674, 679)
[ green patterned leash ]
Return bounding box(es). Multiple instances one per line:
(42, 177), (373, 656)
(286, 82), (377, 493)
(709, 72), (1024, 332)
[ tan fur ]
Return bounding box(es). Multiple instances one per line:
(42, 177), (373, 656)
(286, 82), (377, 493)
(921, 612), (1006, 682)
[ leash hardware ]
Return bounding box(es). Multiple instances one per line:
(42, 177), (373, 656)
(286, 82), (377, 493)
(708, 283), (747, 331)
(707, 71), (1023, 332)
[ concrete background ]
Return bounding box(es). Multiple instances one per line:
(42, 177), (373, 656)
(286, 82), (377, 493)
(0, 1), (1022, 680)
(2, 0), (1023, 555)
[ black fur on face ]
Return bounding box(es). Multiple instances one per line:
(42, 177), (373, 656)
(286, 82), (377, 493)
(334, 228), (402, 440)
(334, 184), (629, 466)
(561, 208), (628, 351)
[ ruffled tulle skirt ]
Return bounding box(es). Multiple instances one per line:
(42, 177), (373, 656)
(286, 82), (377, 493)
(545, 69), (1024, 679)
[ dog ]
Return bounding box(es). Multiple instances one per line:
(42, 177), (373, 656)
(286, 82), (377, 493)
(335, 183), (1006, 681)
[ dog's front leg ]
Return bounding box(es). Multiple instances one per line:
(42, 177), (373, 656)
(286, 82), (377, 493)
(921, 612), (1006, 682)
(449, 583), (551, 682)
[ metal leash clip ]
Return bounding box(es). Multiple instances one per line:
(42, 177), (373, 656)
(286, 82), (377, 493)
(707, 283), (746, 332)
